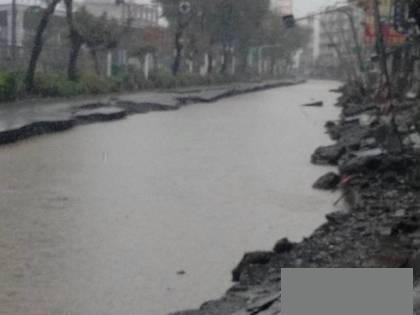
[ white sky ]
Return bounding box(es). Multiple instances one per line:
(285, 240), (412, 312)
(293, 0), (341, 17)
(0, 0), (343, 18)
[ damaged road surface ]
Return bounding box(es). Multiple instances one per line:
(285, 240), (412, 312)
(0, 80), (297, 147)
(0, 80), (340, 315)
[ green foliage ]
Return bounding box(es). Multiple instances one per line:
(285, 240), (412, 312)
(33, 74), (87, 97)
(150, 72), (238, 89)
(32, 73), (119, 97)
(149, 72), (179, 89)
(260, 12), (312, 61)
(0, 72), (24, 102)
(0, 68), (244, 102)
(74, 7), (123, 51)
(116, 70), (155, 91)
(155, 0), (272, 67)
(80, 74), (118, 95)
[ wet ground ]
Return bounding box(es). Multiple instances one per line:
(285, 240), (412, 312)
(0, 80), (340, 315)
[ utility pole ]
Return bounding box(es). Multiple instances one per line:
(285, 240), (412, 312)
(11, 0), (17, 62)
(342, 8), (365, 80)
(372, 0), (402, 152)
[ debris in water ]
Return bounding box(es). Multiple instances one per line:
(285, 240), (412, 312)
(302, 101), (324, 107)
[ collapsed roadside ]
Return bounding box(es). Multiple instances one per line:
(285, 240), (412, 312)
(0, 79), (298, 147)
(171, 85), (420, 315)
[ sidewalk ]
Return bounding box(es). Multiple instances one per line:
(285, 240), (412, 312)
(0, 79), (299, 146)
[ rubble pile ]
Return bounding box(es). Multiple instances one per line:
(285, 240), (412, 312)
(172, 86), (420, 315)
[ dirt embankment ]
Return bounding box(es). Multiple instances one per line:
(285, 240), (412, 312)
(172, 85), (420, 315)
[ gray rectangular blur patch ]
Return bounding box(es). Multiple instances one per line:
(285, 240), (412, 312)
(282, 268), (412, 315)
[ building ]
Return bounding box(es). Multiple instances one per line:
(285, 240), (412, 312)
(76, 1), (160, 76)
(0, 0), (66, 48)
(0, 0), (158, 48)
(0, 0), (160, 74)
(293, 14), (319, 76)
(271, 0), (293, 16)
(292, 0), (367, 79)
(79, 0), (159, 28)
(315, 2), (365, 78)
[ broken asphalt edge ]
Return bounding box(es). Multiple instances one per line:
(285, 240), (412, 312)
(0, 80), (300, 147)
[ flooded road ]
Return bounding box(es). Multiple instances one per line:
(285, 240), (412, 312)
(0, 80), (340, 315)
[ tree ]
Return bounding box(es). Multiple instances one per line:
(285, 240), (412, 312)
(64, 0), (84, 81)
(72, 8), (122, 76)
(156, 0), (197, 75)
(25, 0), (62, 92)
(155, 0), (272, 75)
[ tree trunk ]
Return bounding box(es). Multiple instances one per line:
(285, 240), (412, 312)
(237, 51), (249, 75)
(220, 46), (230, 74)
(173, 30), (183, 76)
(68, 38), (83, 80)
(207, 51), (213, 74)
(64, 0), (84, 81)
(89, 47), (100, 75)
(192, 51), (202, 75)
(270, 54), (277, 76)
(25, 0), (61, 93)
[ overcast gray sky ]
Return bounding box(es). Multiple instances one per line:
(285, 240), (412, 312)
(293, 0), (339, 17)
(0, 0), (340, 19)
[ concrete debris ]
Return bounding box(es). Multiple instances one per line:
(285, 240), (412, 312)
(246, 292), (281, 314)
(312, 172), (340, 190)
(273, 238), (295, 254)
(302, 101), (323, 107)
(232, 252), (274, 282)
(311, 144), (345, 165)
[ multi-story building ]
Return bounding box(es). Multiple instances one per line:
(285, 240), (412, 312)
(293, 14), (319, 76)
(0, 0), (66, 47)
(292, 0), (366, 78)
(79, 0), (159, 28)
(315, 2), (365, 78)
(0, 0), (159, 48)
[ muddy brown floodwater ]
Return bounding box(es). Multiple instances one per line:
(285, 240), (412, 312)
(0, 80), (340, 315)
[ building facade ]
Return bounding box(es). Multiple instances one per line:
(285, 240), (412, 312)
(0, 0), (66, 48)
(293, 14), (319, 76)
(315, 2), (365, 78)
(79, 0), (159, 28)
(0, 0), (159, 48)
